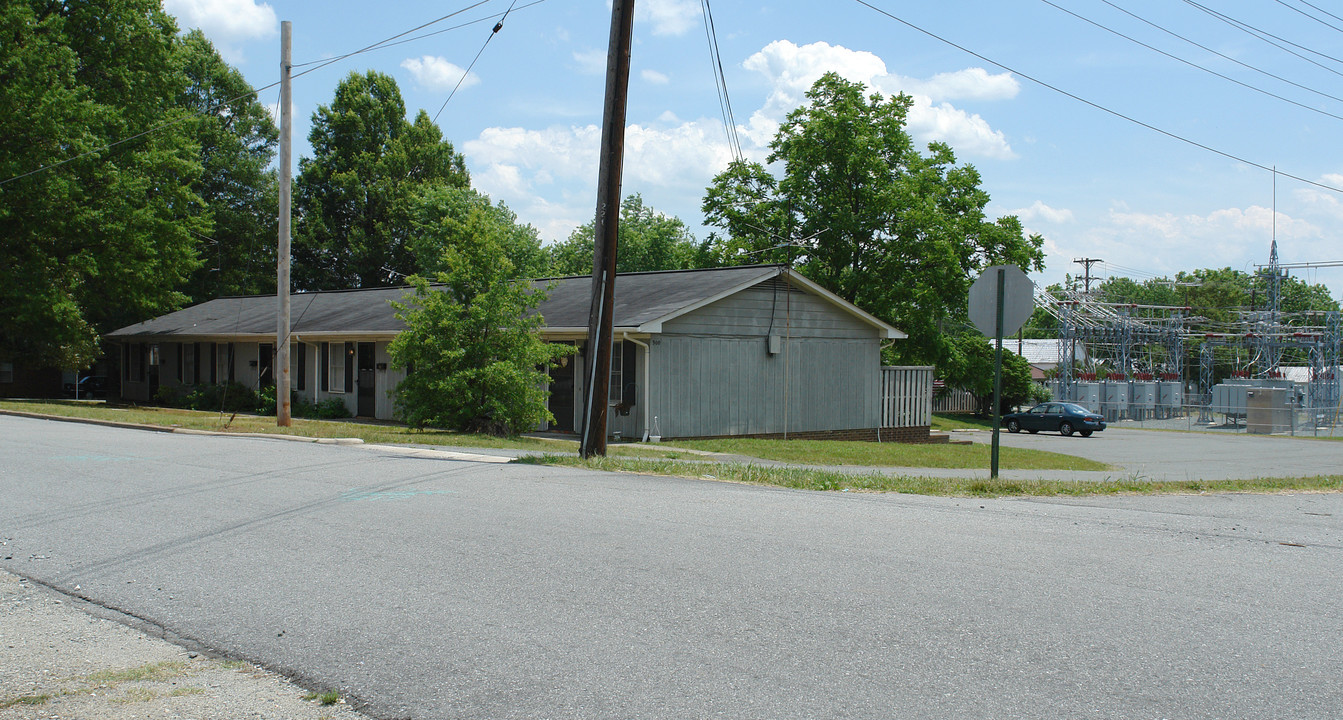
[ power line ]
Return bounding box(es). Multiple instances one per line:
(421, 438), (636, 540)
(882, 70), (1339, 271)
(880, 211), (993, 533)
(1040, 0), (1343, 123)
(1272, 0), (1343, 35)
(431, 0), (518, 124)
(700, 0), (743, 162)
(850, 0), (1343, 195)
(1298, 0), (1343, 26)
(289, 0), (495, 77)
(1098, 0), (1343, 106)
(1181, 0), (1343, 74)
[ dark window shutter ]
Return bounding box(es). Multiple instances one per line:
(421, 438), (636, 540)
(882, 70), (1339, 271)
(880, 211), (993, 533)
(344, 342), (354, 392)
(296, 343), (307, 391)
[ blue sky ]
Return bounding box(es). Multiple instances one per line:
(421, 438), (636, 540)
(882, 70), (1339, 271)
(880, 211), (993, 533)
(167, 0), (1343, 299)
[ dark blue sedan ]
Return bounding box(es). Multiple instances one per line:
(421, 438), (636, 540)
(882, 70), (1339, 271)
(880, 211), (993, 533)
(1002, 402), (1106, 437)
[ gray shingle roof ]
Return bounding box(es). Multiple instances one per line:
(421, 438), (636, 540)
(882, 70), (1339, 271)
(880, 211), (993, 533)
(107, 265), (787, 340)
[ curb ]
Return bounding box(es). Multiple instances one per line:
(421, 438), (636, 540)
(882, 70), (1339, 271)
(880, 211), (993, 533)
(0, 409), (364, 445)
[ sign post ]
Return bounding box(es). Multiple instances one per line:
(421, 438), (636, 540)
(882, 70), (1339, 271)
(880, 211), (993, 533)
(969, 265), (1035, 479)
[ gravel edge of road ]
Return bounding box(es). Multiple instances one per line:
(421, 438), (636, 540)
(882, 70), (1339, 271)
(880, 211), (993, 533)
(0, 569), (374, 720)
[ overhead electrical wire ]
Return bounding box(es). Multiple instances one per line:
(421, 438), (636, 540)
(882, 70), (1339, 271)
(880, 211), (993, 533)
(700, 0), (744, 163)
(288, 0), (494, 77)
(303, 0), (547, 62)
(1297, 0), (1343, 26)
(1097, 0), (1343, 106)
(850, 0), (1343, 195)
(1040, 0), (1343, 123)
(1271, 0), (1343, 35)
(1181, 0), (1343, 74)
(431, 0), (518, 123)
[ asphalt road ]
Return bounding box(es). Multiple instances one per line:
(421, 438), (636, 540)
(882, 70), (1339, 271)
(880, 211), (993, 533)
(3, 415), (1341, 719)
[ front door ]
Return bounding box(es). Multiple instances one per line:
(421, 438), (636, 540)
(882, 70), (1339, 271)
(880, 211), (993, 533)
(258, 343), (274, 387)
(357, 342), (376, 417)
(548, 342), (575, 432)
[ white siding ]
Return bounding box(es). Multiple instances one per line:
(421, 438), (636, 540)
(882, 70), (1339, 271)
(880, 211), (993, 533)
(648, 335), (881, 438)
(661, 283), (875, 339)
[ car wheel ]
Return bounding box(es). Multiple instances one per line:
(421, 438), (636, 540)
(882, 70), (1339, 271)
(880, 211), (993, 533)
(1059, 422), (1074, 437)
(1079, 430), (1093, 438)
(1007, 419), (1021, 433)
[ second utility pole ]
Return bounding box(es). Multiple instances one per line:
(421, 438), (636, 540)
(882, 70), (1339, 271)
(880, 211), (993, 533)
(579, 0), (635, 458)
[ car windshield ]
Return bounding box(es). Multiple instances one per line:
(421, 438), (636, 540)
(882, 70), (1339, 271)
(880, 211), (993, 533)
(1061, 403), (1093, 414)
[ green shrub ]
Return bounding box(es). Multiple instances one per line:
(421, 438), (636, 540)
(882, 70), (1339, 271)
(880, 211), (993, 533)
(255, 385), (276, 415)
(310, 398), (351, 419)
(184, 382), (259, 413)
(153, 386), (186, 408)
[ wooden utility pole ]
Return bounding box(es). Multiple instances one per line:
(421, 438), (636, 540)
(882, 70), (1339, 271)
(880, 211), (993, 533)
(1073, 257), (1102, 294)
(276, 21), (292, 426)
(578, 0), (635, 458)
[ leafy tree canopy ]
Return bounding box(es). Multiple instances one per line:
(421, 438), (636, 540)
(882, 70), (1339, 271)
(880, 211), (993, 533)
(0, 0), (205, 369)
(940, 335), (1045, 415)
(293, 70), (469, 290)
(702, 72), (1045, 368)
(1091, 267), (1338, 324)
(177, 29), (279, 302)
(548, 194), (717, 276)
(407, 185), (549, 280)
(388, 206), (573, 435)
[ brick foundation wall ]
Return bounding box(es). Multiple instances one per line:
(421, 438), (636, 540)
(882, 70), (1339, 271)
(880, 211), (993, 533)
(672, 425), (944, 444)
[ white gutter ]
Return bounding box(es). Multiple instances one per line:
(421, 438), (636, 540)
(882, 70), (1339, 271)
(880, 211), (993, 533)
(622, 333), (652, 441)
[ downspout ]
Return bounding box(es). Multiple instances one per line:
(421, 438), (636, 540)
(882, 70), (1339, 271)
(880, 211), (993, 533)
(622, 332), (651, 441)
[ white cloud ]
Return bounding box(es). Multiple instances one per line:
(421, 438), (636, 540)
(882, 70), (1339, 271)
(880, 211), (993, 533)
(463, 39), (1022, 248)
(464, 117), (741, 242)
(879, 68), (1020, 103)
(1009, 201), (1074, 224)
(164, 0), (276, 59)
(638, 0), (701, 36)
(642, 69), (671, 85)
(741, 40), (1017, 159)
(572, 48), (607, 75)
(400, 56), (480, 92)
(1031, 202), (1334, 291)
(1109, 205), (1317, 242)
(1294, 173), (1343, 219)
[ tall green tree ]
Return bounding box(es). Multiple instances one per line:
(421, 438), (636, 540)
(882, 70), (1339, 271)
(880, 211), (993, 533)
(293, 71), (469, 290)
(407, 186), (548, 280)
(547, 194), (717, 276)
(177, 29), (279, 301)
(941, 334), (1043, 415)
(388, 207), (573, 435)
(0, 0), (204, 369)
(702, 72), (1045, 368)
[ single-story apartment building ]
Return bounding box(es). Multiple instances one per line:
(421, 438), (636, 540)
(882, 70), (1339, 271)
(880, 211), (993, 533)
(107, 264), (934, 440)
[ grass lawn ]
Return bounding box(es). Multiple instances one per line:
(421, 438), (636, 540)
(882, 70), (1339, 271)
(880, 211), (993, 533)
(0, 399), (684, 459)
(0, 399), (570, 451)
(931, 412), (996, 431)
(520, 455), (1343, 498)
(3, 400), (1098, 469)
(661, 436), (1108, 471)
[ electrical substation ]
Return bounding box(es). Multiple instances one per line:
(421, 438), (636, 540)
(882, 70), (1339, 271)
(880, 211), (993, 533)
(1035, 245), (1342, 434)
